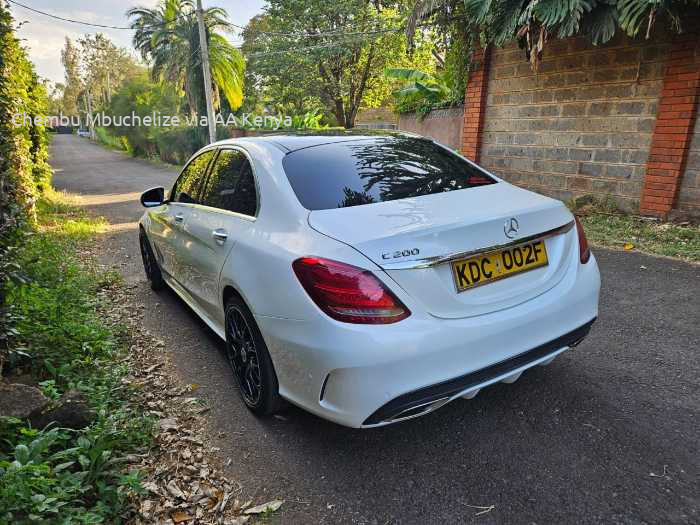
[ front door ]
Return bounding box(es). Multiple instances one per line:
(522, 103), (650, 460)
(148, 149), (216, 281)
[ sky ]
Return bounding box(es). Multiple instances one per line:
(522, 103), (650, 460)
(10, 0), (266, 84)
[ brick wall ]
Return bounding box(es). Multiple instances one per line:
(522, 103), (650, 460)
(462, 47), (490, 162)
(640, 31), (700, 217)
(478, 34), (670, 211)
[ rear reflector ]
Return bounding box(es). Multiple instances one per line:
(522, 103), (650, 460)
(575, 216), (591, 264)
(292, 257), (410, 324)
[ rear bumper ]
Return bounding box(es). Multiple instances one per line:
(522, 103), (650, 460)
(363, 318), (594, 425)
(256, 252), (600, 428)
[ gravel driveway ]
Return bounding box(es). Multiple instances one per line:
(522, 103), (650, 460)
(51, 134), (699, 524)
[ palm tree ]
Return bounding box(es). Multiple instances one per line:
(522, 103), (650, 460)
(127, 0), (244, 117)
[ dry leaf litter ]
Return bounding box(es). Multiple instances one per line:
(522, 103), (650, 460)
(96, 278), (283, 525)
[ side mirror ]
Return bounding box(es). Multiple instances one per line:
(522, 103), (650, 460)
(140, 187), (165, 208)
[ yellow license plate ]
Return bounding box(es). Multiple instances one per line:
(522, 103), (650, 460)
(451, 240), (548, 292)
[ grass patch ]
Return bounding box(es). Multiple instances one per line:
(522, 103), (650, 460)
(94, 126), (129, 154)
(580, 214), (700, 262)
(36, 187), (107, 240)
(0, 190), (152, 523)
(569, 195), (700, 262)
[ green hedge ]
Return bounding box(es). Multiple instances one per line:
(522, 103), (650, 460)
(0, 4), (51, 374)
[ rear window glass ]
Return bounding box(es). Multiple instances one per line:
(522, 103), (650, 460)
(282, 137), (496, 210)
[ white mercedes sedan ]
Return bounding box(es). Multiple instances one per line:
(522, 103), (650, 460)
(138, 132), (600, 427)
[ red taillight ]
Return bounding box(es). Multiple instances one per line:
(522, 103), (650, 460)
(292, 257), (410, 324)
(575, 216), (591, 264)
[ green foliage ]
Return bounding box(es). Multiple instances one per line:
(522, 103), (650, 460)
(289, 112), (329, 129)
(443, 12), (471, 106)
(240, 14), (324, 117)
(465, 0), (700, 58)
(59, 34), (140, 119)
(0, 423), (146, 523)
(104, 73), (187, 158)
(94, 126), (129, 153)
(0, 193), (153, 523)
(60, 37), (81, 117)
(155, 126), (205, 165)
(243, 2), (416, 127)
(128, 0), (245, 117)
(0, 3), (51, 375)
(385, 68), (452, 114)
(408, 0), (700, 69)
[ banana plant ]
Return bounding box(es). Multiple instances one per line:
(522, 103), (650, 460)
(384, 68), (451, 107)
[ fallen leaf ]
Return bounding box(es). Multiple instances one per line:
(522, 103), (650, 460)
(159, 418), (179, 432)
(220, 492), (233, 513)
(145, 363), (163, 373)
(224, 517), (250, 525)
(142, 481), (161, 495)
(166, 480), (186, 500)
(140, 499), (155, 517)
(244, 500), (284, 515)
(171, 510), (194, 523)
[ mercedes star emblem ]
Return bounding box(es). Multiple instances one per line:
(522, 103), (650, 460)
(504, 217), (519, 239)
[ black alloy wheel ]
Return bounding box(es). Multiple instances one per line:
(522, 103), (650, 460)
(224, 295), (283, 415)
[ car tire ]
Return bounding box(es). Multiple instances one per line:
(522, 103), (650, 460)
(139, 229), (165, 291)
(224, 295), (283, 416)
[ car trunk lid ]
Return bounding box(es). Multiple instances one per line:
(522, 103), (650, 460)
(308, 183), (575, 319)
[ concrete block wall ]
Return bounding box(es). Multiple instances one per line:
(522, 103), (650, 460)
(678, 112), (700, 216)
(478, 34), (670, 211)
(398, 107), (464, 150)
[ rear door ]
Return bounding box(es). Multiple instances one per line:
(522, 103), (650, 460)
(147, 149), (215, 280)
(182, 147), (259, 322)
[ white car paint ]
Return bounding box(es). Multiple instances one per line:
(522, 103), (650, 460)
(139, 134), (600, 428)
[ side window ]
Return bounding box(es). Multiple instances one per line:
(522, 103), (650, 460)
(234, 162), (257, 217)
(171, 150), (215, 203)
(201, 149), (258, 216)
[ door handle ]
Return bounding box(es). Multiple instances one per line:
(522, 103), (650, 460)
(212, 229), (228, 245)
(173, 213), (184, 223)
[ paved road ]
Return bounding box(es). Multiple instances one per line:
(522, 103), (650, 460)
(51, 134), (699, 524)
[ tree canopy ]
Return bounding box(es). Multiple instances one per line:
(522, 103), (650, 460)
(242, 0), (432, 127)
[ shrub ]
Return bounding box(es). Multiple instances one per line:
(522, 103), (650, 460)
(0, 193), (153, 523)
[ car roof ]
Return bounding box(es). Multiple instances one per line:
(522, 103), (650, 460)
(212, 130), (425, 153)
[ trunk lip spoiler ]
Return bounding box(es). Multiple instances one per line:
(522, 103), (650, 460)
(380, 220), (575, 270)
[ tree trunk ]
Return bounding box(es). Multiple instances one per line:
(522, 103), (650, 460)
(345, 44), (375, 129)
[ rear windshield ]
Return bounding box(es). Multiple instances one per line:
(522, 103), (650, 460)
(282, 137), (496, 210)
